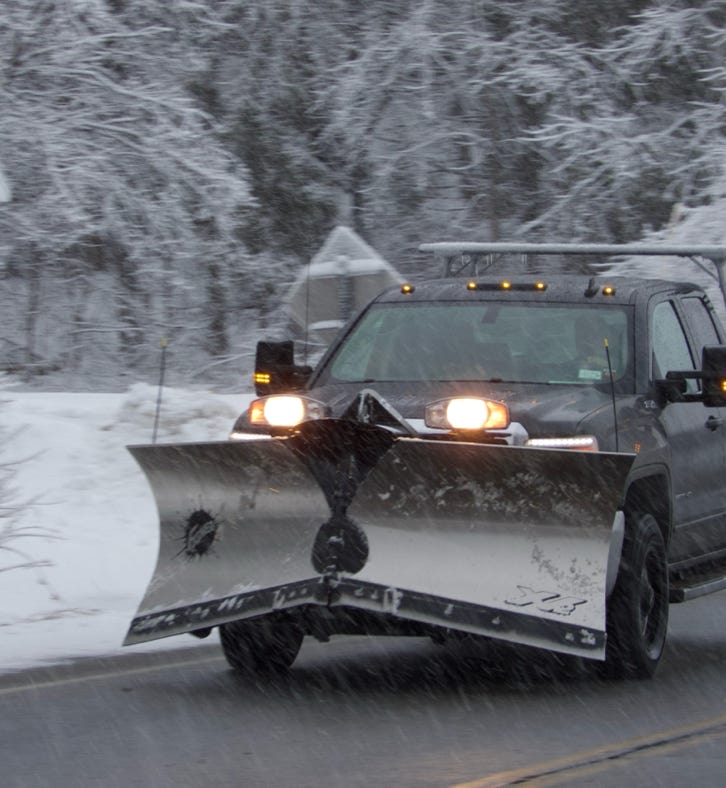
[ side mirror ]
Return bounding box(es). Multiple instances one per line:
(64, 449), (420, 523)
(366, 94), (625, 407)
(657, 345), (726, 407)
(253, 340), (312, 395)
(702, 345), (726, 407)
(655, 374), (687, 404)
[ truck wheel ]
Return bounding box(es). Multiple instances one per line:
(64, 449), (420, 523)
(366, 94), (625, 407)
(219, 616), (304, 676)
(605, 513), (669, 678)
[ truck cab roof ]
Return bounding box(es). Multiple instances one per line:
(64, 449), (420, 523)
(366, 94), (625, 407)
(374, 274), (704, 307)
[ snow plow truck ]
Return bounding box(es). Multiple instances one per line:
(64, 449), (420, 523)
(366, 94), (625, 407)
(125, 242), (726, 679)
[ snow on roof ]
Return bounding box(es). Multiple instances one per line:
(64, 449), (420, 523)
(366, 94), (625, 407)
(604, 194), (726, 318)
(309, 319), (345, 330)
(303, 225), (401, 279)
(285, 226), (404, 337)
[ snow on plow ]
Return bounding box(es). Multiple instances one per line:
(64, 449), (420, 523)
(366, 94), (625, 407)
(125, 421), (635, 660)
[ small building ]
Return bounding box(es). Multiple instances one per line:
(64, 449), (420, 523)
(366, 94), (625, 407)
(286, 226), (403, 347)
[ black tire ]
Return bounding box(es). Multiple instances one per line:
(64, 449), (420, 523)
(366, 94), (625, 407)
(605, 513), (669, 678)
(219, 615), (304, 676)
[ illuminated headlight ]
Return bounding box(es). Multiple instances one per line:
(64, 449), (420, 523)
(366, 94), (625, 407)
(425, 397), (510, 431)
(248, 395), (327, 428)
(525, 435), (599, 451)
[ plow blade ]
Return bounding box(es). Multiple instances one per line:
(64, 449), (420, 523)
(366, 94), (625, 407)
(125, 431), (634, 660)
(124, 440), (331, 645)
(343, 441), (635, 658)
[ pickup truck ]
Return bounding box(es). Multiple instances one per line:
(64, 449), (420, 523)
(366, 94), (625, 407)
(126, 243), (726, 679)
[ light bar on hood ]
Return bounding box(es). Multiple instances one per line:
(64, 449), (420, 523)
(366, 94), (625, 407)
(525, 435), (599, 451)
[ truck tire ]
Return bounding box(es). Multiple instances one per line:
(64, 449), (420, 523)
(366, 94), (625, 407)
(605, 513), (669, 678)
(219, 616), (304, 676)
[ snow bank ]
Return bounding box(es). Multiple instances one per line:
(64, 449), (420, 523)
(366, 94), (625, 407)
(0, 384), (250, 673)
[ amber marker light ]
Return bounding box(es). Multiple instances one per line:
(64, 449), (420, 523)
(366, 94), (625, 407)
(253, 372), (271, 385)
(602, 285), (616, 296)
(249, 399), (267, 424)
(721, 380), (726, 393)
(535, 281), (546, 291)
(401, 283), (415, 294)
(467, 280), (478, 291)
(500, 280), (512, 290)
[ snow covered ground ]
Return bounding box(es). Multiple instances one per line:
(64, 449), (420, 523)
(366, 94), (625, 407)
(0, 382), (252, 674)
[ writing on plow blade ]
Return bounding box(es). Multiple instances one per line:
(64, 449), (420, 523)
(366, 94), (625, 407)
(505, 585), (586, 616)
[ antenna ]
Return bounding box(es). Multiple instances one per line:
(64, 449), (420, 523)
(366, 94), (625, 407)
(303, 259), (311, 366)
(604, 338), (619, 453)
(152, 338), (168, 444)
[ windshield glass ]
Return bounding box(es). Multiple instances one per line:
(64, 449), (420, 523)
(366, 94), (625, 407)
(320, 301), (632, 386)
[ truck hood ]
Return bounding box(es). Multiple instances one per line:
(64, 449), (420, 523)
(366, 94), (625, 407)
(307, 380), (613, 436)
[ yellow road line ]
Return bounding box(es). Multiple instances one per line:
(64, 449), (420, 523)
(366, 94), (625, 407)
(453, 713), (726, 787)
(525, 728), (726, 786)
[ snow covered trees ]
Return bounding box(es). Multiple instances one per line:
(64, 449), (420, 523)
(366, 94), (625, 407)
(1, 1), (725, 386)
(0, 1), (253, 384)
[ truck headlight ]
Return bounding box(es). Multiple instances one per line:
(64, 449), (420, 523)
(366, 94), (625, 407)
(247, 395), (327, 428)
(425, 397), (510, 431)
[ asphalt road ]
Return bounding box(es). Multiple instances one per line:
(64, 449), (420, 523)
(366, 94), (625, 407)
(2, 594), (726, 787)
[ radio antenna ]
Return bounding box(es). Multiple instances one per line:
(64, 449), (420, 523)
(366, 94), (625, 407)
(604, 338), (619, 452)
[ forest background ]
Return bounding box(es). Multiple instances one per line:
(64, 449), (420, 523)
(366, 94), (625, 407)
(2, 0), (725, 391)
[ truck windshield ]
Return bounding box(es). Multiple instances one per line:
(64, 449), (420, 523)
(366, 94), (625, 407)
(320, 301), (632, 386)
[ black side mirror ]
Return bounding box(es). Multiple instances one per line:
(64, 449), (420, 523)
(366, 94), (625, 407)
(702, 345), (726, 407)
(655, 374), (687, 404)
(254, 340), (312, 395)
(657, 345), (726, 407)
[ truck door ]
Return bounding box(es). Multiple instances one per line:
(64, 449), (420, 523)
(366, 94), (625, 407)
(679, 295), (726, 557)
(652, 299), (726, 563)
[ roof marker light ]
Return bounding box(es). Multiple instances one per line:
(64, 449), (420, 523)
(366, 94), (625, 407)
(500, 280), (512, 290)
(467, 281), (478, 291)
(535, 281), (547, 291)
(401, 283), (415, 294)
(602, 285), (616, 296)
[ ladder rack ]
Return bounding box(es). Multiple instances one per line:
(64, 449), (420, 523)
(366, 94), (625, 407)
(419, 242), (726, 306)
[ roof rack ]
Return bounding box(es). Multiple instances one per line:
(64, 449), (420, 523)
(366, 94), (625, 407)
(419, 242), (726, 306)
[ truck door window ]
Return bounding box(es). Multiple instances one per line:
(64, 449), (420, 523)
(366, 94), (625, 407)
(680, 296), (722, 352)
(652, 301), (697, 392)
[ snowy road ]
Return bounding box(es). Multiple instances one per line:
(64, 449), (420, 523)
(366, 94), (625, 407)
(4, 388), (726, 785)
(3, 598), (726, 787)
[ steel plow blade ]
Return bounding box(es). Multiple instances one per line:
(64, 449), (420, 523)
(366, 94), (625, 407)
(125, 427), (635, 661)
(124, 439), (332, 645)
(343, 441), (636, 659)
